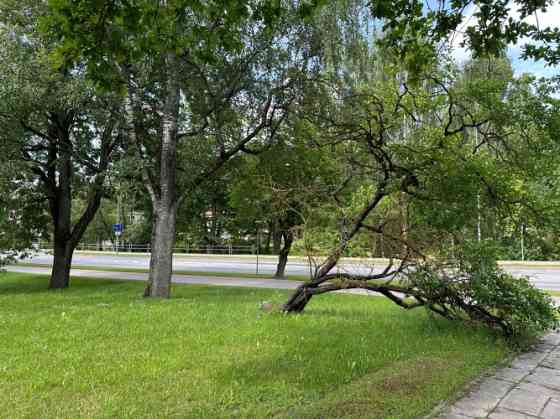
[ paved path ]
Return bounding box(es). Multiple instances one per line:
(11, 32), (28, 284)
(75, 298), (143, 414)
(441, 331), (560, 419)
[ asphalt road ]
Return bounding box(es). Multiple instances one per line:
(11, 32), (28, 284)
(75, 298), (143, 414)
(22, 252), (560, 291)
(27, 252), (329, 276)
(502, 267), (560, 291)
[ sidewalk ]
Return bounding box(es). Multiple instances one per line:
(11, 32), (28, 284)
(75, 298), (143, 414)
(440, 331), (560, 419)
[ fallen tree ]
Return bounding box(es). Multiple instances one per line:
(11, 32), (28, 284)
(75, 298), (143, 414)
(283, 242), (558, 338)
(280, 53), (560, 338)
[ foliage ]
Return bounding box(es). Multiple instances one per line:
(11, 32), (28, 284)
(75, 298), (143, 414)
(408, 241), (559, 339)
(291, 226), (340, 256)
(0, 160), (46, 271)
(43, 0), (323, 87)
(228, 138), (338, 249)
(405, 67), (560, 260)
(0, 252), (16, 272)
(370, 0), (560, 67)
(280, 43), (559, 341)
(0, 0), (123, 288)
(42, 0), (329, 296)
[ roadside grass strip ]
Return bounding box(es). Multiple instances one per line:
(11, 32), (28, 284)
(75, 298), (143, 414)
(16, 262), (308, 281)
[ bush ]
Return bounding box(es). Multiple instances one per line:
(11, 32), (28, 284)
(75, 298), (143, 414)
(0, 250), (17, 273)
(407, 241), (559, 340)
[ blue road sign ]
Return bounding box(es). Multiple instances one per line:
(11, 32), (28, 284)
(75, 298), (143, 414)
(112, 223), (124, 233)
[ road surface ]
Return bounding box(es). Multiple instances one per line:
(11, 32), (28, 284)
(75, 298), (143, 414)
(20, 252), (560, 291)
(26, 252), (340, 276)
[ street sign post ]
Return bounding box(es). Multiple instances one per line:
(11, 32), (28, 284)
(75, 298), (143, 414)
(112, 224), (124, 253)
(112, 223), (124, 235)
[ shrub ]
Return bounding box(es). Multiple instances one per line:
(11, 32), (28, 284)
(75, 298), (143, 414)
(407, 241), (559, 339)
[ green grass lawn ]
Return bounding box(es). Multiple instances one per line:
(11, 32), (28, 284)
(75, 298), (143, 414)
(0, 273), (510, 418)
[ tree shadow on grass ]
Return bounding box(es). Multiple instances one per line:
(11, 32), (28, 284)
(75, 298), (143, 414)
(0, 274), (133, 296)
(170, 283), (287, 302)
(209, 327), (455, 418)
(0, 273), (286, 303)
(210, 305), (499, 418)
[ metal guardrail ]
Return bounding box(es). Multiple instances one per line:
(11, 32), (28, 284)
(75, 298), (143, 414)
(36, 242), (256, 255)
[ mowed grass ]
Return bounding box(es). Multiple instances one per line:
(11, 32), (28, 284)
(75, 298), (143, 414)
(0, 273), (510, 418)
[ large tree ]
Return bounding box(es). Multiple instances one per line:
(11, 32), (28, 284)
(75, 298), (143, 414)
(278, 50), (559, 335)
(0, 3), (122, 288)
(46, 0), (322, 297)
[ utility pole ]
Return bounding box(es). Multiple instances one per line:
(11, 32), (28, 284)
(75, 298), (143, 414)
(256, 222), (260, 275)
(114, 185), (123, 255)
(521, 223), (526, 261)
(117, 190), (121, 254)
(255, 220), (265, 275)
(475, 129), (482, 242)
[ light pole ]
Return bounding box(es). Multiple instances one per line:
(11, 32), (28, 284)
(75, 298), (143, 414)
(255, 220), (264, 275)
(205, 210), (214, 254)
(114, 182), (124, 254)
(521, 223), (526, 261)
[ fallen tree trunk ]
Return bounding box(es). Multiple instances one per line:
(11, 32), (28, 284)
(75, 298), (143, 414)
(282, 255), (558, 338)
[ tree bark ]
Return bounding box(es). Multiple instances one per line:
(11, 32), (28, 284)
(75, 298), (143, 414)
(282, 184), (387, 312)
(141, 54), (180, 298)
(282, 283), (314, 312)
(144, 203), (177, 297)
(274, 230), (293, 278)
(47, 116), (73, 289)
(272, 229), (282, 254)
(43, 110), (117, 290)
(49, 240), (74, 289)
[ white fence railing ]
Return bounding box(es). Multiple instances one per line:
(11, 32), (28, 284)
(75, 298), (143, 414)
(36, 242), (256, 255)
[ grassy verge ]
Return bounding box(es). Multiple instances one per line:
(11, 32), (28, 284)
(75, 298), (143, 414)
(0, 272), (510, 418)
(16, 262), (309, 281)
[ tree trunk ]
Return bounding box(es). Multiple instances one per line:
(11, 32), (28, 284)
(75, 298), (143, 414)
(45, 120), (113, 290)
(282, 184), (388, 313)
(49, 240), (74, 289)
(282, 283), (313, 312)
(274, 230), (293, 278)
(144, 203), (177, 298)
(47, 119), (73, 290)
(141, 53), (180, 298)
(272, 230), (282, 254)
